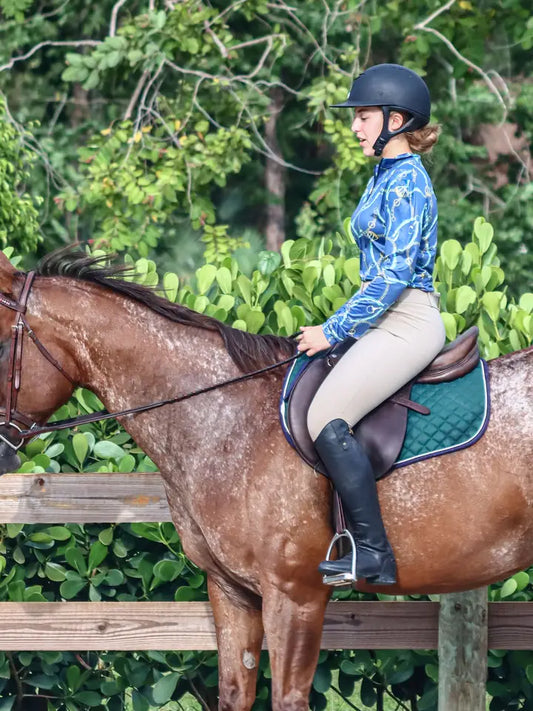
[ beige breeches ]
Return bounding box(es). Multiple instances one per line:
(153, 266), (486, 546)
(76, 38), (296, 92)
(307, 288), (446, 442)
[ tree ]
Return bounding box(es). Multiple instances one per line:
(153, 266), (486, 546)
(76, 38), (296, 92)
(0, 0), (530, 292)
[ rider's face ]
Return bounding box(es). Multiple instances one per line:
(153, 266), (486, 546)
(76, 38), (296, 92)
(351, 107), (383, 157)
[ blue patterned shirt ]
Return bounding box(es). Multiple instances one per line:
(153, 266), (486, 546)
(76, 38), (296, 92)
(322, 153), (437, 344)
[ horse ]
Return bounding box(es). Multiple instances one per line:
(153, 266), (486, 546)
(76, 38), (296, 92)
(0, 248), (531, 711)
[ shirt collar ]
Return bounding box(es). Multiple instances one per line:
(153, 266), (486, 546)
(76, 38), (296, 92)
(375, 152), (418, 172)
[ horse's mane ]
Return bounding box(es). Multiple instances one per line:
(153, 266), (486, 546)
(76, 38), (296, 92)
(35, 246), (297, 373)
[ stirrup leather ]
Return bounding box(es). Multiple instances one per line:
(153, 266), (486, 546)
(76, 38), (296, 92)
(322, 529), (357, 587)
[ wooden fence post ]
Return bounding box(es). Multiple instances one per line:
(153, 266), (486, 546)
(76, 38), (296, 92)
(438, 587), (488, 710)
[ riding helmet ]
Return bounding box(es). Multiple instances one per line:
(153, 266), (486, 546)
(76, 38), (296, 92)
(331, 64), (431, 156)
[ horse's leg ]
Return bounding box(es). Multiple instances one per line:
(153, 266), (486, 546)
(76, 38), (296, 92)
(207, 576), (264, 711)
(262, 583), (330, 711)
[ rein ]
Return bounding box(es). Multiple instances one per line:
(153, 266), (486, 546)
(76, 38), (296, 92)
(0, 271), (298, 448)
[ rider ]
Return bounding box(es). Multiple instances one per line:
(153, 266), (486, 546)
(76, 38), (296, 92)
(296, 64), (446, 585)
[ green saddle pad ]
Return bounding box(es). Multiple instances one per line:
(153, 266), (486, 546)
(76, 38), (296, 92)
(394, 360), (490, 469)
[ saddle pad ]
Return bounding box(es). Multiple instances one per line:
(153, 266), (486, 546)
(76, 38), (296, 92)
(394, 359), (490, 469)
(279, 357), (490, 474)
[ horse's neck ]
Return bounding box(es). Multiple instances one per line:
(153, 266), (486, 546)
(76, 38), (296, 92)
(42, 279), (238, 411)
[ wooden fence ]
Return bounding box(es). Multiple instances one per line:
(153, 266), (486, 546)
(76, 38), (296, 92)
(0, 471), (532, 709)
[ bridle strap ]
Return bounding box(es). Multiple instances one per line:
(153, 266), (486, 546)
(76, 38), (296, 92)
(5, 271), (35, 424)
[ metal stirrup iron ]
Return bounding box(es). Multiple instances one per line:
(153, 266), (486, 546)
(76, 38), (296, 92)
(322, 529), (357, 587)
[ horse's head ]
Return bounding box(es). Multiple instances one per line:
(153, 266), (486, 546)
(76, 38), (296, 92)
(0, 252), (78, 475)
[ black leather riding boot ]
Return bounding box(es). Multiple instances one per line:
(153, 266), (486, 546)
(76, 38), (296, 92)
(315, 419), (397, 584)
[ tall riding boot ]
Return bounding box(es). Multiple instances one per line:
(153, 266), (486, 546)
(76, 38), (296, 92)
(315, 418), (397, 584)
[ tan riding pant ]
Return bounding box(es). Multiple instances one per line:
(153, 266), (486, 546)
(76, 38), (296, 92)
(307, 288), (446, 442)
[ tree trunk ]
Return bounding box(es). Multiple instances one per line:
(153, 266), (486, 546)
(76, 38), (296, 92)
(264, 87), (286, 252)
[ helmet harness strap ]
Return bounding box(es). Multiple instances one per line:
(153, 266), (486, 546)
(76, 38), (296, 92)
(372, 107), (421, 157)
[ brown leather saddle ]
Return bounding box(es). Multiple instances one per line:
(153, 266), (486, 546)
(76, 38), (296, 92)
(285, 325), (480, 480)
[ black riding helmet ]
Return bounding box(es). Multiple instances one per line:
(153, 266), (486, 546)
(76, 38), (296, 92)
(331, 64), (431, 156)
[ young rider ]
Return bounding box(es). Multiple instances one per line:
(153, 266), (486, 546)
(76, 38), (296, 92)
(296, 64), (445, 585)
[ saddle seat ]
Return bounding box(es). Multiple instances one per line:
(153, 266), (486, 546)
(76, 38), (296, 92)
(284, 326), (480, 480)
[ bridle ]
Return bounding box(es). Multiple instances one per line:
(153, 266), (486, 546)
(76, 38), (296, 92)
(0, 271), (299, 453)
(0, 271), (77, 451)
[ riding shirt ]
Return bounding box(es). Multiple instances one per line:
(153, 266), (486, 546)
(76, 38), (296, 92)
(322, 153), (438, 345)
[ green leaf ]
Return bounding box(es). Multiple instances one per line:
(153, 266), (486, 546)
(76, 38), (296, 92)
(118, 454), (136, 472)
(60, 577), (87, 599)
(473, 216), (494, 254)
(513, 571), (530, 591)
(93, 441), (125, 460)
(343, 257), (360, 285)
(72, 433), (89, 465)
(499, 577), (517, 598)
(519, 293), (533, 313)
(302, 265), (320, 293)
(45, 562), (67, 582)
(67, 664), (81, 691)
(237, 274), (253, 304)
(42, 526), (72, 541)
(152, 559), (183, 582)
(162, 272), (179, 302)
(280, 240), (294, 267)
(440, 312), (457, 341)
(72, 691), (103, 707)
(216, 266), (233, 294)
(232, 319), (247, 331)
(196, 264), (217, 294)
(312, 664), (332, 693)
(322, 263), (335, 287)
(257, 250), (281, 275)
(454, 285), (477, 314)
(243, 309), (265, 333)
(482, 291), (504, 321)
(88, 541), (108, 570)
(65, 548), (87, 576)
(151, 672), (179, 705)
(217, 294), (235, 311)
(440, 240), (463, 271)
(526, 664), (533, 684)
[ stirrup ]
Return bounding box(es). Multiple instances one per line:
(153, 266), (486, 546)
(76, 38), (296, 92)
(322, 529), (357, 587)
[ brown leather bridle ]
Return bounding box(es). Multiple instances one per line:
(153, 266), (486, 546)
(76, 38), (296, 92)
(0, 271), (298, 453)
(0, 271), (77, 451)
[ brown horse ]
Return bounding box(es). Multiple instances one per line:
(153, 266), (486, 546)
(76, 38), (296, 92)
(0, 249), (531, 711)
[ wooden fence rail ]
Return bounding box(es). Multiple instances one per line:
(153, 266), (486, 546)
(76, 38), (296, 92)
(0, 472), (531, 651)
(0, 600), (530, 652)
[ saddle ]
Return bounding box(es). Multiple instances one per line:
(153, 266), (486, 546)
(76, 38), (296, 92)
(284, 325), (480, 480)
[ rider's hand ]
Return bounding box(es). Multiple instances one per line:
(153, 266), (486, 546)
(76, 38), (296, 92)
(296, 325), (331, 357)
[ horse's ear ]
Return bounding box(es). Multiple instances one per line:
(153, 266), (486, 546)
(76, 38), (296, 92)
(0, 251), (18, 295)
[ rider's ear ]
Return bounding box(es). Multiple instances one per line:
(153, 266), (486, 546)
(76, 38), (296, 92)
(0, 252), (18, 296)
(389, 111), (406, 131)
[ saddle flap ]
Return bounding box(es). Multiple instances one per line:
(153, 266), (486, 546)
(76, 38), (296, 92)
(285, 343), (411, 480)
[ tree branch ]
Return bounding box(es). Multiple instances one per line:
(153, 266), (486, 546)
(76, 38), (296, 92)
(0, 40), (101, 73)
(124, 69), (150, 120)
(203, 19), (229, 58)
(109, 0), (129, 37)
(413, 1), (508, 112)
(415, 0), (457, 28)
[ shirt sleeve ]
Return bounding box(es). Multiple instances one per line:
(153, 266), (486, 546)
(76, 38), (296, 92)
(322, 177), (427, 344)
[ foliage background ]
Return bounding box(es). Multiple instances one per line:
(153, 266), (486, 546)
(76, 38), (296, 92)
(0, 0), (531, 709)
